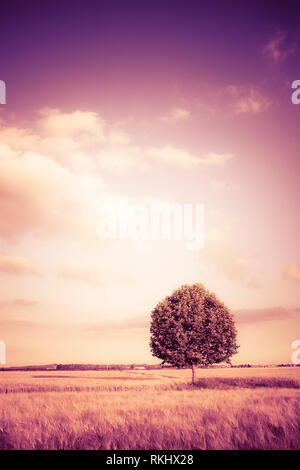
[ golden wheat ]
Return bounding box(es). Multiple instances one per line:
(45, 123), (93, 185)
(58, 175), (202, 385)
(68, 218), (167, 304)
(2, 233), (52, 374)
(0, 367), (299, 450)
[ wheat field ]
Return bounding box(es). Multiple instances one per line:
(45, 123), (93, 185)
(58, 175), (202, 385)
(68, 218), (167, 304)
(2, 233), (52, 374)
(0, 367), (299, 450)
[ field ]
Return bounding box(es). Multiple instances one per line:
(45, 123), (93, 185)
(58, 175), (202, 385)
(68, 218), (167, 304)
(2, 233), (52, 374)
(0, 367), (299, 450)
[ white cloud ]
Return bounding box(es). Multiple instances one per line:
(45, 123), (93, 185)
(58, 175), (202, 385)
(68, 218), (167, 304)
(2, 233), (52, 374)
(96, 146), (147, 172)
(201, 152), (233, 168)
(160, 107), (191, 123)
(147, 146), (233, 169)
(263, 32), (297, 64)
(0, 109), (233, 245)
(283, 261), (300, 282)
(0, 142), (102, 241)
(147, 145), (199, 169)
(58, 265), (134, 286)
(0, 109), (145, 174)
(203, 228), (260, 288)
(226, 85), (271, 114)
(38, 108), (106, 141)
(0, 252), (41, 277)
(109, 129), (131, 146)
(211, 180), (240, 191)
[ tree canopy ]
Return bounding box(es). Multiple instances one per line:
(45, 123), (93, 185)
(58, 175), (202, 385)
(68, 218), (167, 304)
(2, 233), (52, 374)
(150, 283), (238, 382)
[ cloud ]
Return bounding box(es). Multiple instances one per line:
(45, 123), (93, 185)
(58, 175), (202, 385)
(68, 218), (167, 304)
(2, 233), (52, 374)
(96, 146), (146, 172)
(0, 298), (39, 308)
(82, 315), (149, 333)
(0, 142), (102, 242)
(38, 108), (106, 141)
(243, 278), (261, 290)
(0, 252), (41, 276)
(233, 306), (300, 324)
(147, 146), (198, 169)
(225, 85), (271, 114)
(203, 228), (260, 288)
(108, 129), (131, 146)
(195, 83), (271, 117)
(283, 261), (300, 282)
(263, 32), (297, 63)
(59, 266), (101, 285)
(58, 265), (134, 286)
(210, 180), (240, 191)
(201, 152), (233, 168)
(0, 108), (232, 244)
(147, 146), (233, 169)
(0, 313), (149, 335)
(2, 305), (298, 335)
(0, 109), (145, 175)
(160, 107), (191, 123)
(13, 299), (39, 306)
(38, 109), (145, 173)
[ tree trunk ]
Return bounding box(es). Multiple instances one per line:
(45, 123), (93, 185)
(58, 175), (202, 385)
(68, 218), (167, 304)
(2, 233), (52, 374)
(191, 365), (196, 384)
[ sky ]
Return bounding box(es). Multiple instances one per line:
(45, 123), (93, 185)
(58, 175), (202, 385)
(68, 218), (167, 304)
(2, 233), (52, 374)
(0, 0), (300, 366)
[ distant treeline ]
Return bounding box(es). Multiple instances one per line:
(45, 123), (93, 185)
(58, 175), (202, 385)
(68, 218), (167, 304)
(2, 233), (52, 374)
(56, 364), (160, 371)
(0, 363), (164, 371)
(0, 363), (298, 372)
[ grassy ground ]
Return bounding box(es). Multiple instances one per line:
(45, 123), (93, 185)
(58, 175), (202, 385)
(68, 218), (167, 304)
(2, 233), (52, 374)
(0, 367), (299, 450)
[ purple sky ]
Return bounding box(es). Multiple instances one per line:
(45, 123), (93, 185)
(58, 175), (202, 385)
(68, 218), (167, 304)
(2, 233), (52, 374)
(0, 1), (300, 365)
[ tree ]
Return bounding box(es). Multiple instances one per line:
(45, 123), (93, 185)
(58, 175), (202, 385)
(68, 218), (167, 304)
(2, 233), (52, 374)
(150, 283), (238, 383)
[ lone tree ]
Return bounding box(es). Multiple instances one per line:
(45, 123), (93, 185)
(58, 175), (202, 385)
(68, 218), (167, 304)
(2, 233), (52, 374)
(150, 283), (238, 383)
